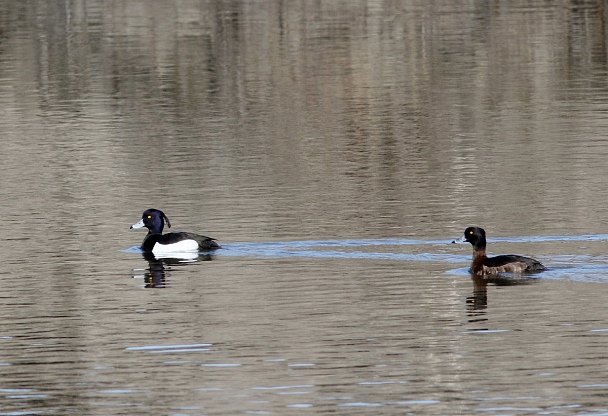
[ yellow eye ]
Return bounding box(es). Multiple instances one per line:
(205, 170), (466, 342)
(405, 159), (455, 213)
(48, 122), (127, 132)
(469, 230), (473, 234)
(147, 215), (152, 219)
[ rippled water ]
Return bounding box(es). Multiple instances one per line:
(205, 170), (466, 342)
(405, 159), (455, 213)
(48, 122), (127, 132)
(2, 0), (608, 415)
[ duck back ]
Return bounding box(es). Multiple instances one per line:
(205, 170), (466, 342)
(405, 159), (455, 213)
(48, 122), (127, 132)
(477, 254), (545, 275)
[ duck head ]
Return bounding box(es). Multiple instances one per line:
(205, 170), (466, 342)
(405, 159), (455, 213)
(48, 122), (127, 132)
(130, 209), (171, 234)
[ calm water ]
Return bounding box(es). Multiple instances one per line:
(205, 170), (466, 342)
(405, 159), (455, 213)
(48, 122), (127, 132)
(2, 0), (608, 414)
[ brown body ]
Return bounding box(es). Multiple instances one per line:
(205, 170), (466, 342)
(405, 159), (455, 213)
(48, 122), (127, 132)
(460, 227), (545, 276)
(471, 248), (544, 276)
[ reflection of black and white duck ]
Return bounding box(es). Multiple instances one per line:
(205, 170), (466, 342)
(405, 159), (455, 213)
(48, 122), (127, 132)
(455, 227), (545, 276)
(130, 208), (220, 254)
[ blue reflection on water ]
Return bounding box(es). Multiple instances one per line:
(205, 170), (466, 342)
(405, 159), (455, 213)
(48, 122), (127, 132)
(222, 244), (467, 263)
(216, 238), (466, 262)
(125, 234), (608, 283)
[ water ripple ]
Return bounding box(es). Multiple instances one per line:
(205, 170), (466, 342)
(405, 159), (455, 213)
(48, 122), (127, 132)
(126, 235), (608, 283)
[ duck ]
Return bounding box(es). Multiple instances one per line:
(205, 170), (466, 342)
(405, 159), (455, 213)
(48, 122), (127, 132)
(130, 208), (220, 254)
(455, 227), (545, 276)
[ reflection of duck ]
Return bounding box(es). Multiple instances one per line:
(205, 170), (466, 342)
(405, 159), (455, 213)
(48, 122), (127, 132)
(467, 276), (488, 312)
(141, 252), (167, 288)
(137, 251), (214, 288)
(466, 275), (538, 318)
(455, 227), (545, 276)
(130, 209), (220, 255)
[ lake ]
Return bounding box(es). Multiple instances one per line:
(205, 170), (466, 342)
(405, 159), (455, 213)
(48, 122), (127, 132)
(1, 1), (608, 415)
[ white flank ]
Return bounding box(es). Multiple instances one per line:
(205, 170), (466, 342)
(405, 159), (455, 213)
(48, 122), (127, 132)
(152, 239), (199, 254)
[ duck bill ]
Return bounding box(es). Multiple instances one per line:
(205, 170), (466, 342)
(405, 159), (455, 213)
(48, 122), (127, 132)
(130, 219), (145, 229)
(452, 235), (467, 244)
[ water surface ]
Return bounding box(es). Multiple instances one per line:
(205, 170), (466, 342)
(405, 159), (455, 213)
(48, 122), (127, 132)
(2, 1), (608, 414)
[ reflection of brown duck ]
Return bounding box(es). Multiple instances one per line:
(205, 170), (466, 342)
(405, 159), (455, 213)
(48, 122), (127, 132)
(467, 276), (488, 311)
(456, 227), (545, 276)
(466, 274), (538, 316)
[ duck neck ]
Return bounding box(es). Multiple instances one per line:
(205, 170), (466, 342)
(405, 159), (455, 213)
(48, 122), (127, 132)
(147, 223), (164, 235)
(472, 241), (486, 253)
(471, 245), (487, 273)
(141, 233), (158, 251)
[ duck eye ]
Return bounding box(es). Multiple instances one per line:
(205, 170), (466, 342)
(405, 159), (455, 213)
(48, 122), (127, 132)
(469, 230), (473, 234)
(147, 215), (152, 219)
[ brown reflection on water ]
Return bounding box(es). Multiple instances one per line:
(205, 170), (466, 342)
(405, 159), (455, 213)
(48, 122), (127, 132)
(1, 1), (608, 240)
(2, 1), (608, 415)
(10, 2), (608, 236)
